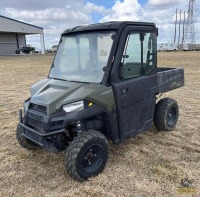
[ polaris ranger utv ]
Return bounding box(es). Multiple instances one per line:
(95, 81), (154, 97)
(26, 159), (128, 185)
(16, 21), (184, 181)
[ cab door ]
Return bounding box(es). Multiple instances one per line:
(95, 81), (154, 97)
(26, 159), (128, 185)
(111, 26), (158, 141)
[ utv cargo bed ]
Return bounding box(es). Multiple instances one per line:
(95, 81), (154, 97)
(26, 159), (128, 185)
(157, 67), (184, 93)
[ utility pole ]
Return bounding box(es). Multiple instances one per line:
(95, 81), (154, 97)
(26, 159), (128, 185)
(182, 11), (186, 46)
(174, 8), (178, 43)
(184, 0), (195, 44)
(178, 10), (182, 50)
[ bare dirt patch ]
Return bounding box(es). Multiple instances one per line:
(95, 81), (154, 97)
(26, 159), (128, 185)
(0, 52), (199, 196)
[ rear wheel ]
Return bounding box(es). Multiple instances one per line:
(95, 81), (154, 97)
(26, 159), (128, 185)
(154, 98), (179, 131)
(16, 124), (41, 150)
(65, 130), (108, 181)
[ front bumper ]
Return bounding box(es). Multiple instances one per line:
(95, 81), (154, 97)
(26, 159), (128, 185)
(18, 109), (66, 153)
(18, 102), (106, 153)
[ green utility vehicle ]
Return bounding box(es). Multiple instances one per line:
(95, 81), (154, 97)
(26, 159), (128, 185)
(16, 21), (184, 181)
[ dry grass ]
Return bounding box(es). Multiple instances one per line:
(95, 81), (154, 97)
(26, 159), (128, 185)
(0, 52), (200, 197)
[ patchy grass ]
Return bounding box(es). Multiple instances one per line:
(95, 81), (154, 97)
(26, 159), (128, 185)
(0, 52), (200, 196)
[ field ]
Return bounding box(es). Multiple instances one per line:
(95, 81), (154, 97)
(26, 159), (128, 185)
(0, 52), (200, 197)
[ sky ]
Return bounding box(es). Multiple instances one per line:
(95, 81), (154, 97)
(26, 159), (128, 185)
(0, 0), (200, 50)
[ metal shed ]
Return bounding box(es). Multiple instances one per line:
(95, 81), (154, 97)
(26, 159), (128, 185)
(0, 15), (45, 55)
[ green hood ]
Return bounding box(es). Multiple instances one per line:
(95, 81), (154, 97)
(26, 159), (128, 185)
(30, 78), (115, 115)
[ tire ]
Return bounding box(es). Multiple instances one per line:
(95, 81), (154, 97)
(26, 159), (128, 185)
(16, 124), (41, 150)
(65, 130), (108, 181)
(154, 98), (179, 131)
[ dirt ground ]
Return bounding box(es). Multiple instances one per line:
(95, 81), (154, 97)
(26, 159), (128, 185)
(0, 52), (199, 197)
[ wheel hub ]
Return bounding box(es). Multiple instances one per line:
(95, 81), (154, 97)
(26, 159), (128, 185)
(82, 144), (103, 172)
(167, 107), (176, 127)
(83, 148), (98, 166)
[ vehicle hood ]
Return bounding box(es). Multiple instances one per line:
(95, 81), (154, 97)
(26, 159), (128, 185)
(30, 78), (103, 115)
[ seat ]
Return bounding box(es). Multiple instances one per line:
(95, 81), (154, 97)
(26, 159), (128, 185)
(120, 62), (141, 79)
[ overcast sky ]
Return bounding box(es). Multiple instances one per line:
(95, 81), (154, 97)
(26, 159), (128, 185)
(1, 0), (200, 50)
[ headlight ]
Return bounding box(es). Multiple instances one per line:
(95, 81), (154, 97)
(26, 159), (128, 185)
(63, 101), (84, 113)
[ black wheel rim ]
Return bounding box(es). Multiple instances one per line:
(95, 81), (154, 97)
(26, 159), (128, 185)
(82, 144), (103, 173)
(167, 106), (177, 127)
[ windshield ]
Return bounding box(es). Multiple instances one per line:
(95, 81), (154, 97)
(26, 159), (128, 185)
(49, 31), (115, 83)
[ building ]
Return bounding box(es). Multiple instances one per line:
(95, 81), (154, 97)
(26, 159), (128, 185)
(0, 15), (45, 55)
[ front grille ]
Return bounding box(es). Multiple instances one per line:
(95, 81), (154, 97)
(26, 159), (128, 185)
(27, 111), (44, 121)
(26, 111), (45, 131)
(29, 103), (47, 114)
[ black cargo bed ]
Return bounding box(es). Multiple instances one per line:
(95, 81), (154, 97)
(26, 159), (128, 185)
(157, 67), (184, 93)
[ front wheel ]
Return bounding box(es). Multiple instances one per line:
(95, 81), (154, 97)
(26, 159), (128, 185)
(154, 98), (179, 131)
(65, 130), (108, 181)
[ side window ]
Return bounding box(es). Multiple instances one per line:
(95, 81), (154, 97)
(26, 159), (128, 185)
(120, 33), (141, 79)
(120, 32), (157, 79)
(143, 33), (157, 74)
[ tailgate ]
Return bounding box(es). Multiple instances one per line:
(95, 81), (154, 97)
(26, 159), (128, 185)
(157, 67), (184, 93)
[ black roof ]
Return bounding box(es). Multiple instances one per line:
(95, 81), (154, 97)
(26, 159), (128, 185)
(0, 15), (43, 29)
(62, 21), (155, 34)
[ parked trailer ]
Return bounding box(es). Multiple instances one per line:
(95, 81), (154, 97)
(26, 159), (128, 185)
(182, 43), (195, 51)
(157, 43), (178, 51)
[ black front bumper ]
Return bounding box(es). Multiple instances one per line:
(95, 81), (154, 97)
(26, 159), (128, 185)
(18, 103), (106, 153)
(18, 110), (66, 153)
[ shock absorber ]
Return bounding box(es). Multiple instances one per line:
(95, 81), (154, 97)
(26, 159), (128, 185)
(75, 120), (83, 134)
